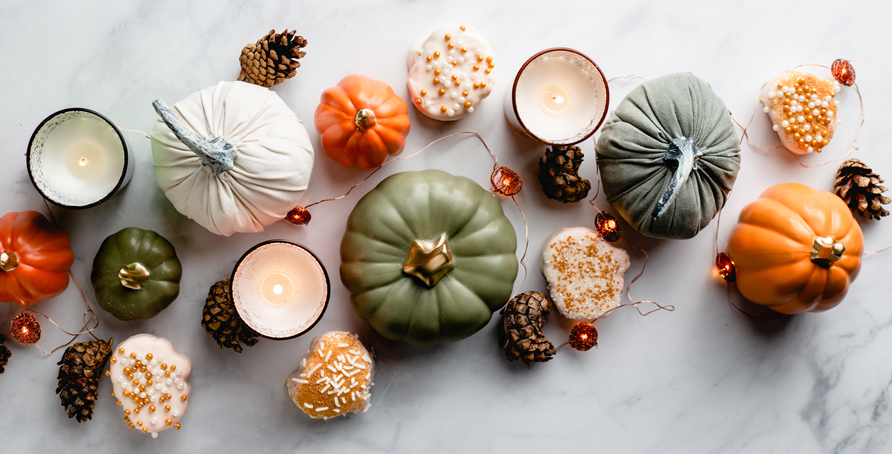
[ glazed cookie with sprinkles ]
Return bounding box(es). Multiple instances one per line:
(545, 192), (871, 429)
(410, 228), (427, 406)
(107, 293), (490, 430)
(541, 227), (630, 320)
(760, 70), (841, 154)
(287, 331), (375, 420)
(407, 25), (495, 121)
(107, 334), (192, 438)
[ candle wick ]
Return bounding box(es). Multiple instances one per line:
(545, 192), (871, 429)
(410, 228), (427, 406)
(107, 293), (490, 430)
(79, 158), (88, 166)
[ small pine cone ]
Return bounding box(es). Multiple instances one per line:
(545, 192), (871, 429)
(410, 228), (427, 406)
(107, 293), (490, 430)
(0, 334), (10, 374)
(498, 291), (556, 365)
(201, 277), (259, 353)
(237, 29), (308, 87)
(538, 145), (592, 203)
(56, 338), (113, 422)
(835, 159), (890, 220)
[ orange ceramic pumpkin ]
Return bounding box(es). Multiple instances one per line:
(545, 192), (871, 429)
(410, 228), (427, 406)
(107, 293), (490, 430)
(0, 211), (74, 306)
(727, 183), (863, 314)
(314, 74), (411, 170)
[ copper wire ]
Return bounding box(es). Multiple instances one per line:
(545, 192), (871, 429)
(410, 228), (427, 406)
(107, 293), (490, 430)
(733, 64), (864, 168)
(607, 75), (652, 83)
(113, 123), (152, 141)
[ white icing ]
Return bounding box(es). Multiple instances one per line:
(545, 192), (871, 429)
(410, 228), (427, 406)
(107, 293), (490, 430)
(109, 334), (192, 436)
(407, 25), (494, 121)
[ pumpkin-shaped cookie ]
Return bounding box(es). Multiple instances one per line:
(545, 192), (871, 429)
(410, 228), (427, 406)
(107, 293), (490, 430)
(595, 72), (741, 239)
(340, 170), (518, 346)
(151, 81), (315, 236)
(727, 183), (863, 314)
(91, 227), (182, 321)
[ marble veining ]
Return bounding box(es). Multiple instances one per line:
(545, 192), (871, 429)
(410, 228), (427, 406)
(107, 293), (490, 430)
(1, 0), (890, 453)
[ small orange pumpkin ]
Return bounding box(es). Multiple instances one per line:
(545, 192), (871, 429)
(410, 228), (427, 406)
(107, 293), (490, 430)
(314, 74), (411, 170)
(727, 183), (863, 314)
(0, 211), (74, 306)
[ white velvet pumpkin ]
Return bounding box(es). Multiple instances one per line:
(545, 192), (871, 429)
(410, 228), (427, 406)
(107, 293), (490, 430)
(150, 81), (314, 236)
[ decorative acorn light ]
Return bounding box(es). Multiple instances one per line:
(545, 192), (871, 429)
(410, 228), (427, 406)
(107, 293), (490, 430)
(0, 211), (74, 306)
(150, 81), (315, 236)
(726, 183), (863, 314)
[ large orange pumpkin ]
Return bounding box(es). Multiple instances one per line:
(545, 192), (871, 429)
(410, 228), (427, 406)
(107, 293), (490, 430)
(0, 211), (74, 306)
(314, 74), (411, 170)
(727, 183), (863, 314)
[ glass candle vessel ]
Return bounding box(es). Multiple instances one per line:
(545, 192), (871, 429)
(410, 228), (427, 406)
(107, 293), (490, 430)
(231, 240), (330, 340)
(505, 48), (609, 145)
(27, 108), (134, 208)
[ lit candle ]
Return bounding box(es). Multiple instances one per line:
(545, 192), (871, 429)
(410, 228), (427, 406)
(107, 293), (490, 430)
(505, 48), (609, 145)
(27, 108), (133, 208)
(231, 241), (330, 339)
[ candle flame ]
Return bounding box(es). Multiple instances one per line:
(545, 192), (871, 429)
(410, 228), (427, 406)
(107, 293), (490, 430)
(552, 96), (565, 104)
(273, 284), (283, 295)
(79, 157), (88, 166)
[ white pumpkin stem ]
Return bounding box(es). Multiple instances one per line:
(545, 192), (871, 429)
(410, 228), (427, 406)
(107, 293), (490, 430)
(152, 100), (237, 176)
(653, 137), (703, 219)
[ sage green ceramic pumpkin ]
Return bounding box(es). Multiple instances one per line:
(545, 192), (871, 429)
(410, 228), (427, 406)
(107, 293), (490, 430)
(595, 72), (741, 240)
(340, 169), (518, 346)
(91, 227), (182, 321)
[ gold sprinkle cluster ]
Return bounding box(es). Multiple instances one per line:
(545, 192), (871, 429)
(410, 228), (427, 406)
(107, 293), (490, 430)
(764, 71), (838, 153)
(415, 25), (494, 115)
(547, 233), (626, 317)
(114, 347), (186, 433)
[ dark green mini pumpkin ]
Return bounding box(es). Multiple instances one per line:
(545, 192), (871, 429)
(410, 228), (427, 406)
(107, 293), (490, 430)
(340, 169), (518, 346)
(91, 228), (182, 320)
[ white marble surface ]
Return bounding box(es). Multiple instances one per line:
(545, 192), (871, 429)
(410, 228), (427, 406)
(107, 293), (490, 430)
(2, 1), (891, 452)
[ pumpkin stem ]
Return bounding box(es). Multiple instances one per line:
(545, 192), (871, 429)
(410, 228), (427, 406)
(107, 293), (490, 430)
(0, 251), (18, 272)
(810, 236), (845, 268)
(118, 262), (151, 290)
(653, 137), (703, 219)
(354, 108), (377, 131)
(403, 235), (454, 287)
(152, 100), (237, 176)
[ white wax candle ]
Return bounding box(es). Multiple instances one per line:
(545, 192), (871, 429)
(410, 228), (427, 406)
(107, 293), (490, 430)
(232, 242), (329, 339)
(507, 49), (608, 145)
(28, 111), (128, 207)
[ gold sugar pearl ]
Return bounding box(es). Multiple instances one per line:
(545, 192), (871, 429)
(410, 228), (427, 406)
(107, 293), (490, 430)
(116, 400), (121, 405)
(451, 61), (458, 66)
(134, 408), (140, 415)
(142, 428), (148, 434)
(124, 416), (130, 422)
(486, 56), (493, 63)
(175, 423), (181, 430)
(159, 396), (166, 403)
(110, 357), (117, 363)
(145, 372), (152, 379)
(477, 55), (484, 62)
(181, 395), (188, 402)
(119, 348), (125, 354)
(464, 101), (472, 108)
(166, 419), (173, 426)
(784, 127), (792, 133)
(132, 379), (139, 386)
(164, 371), (170, 377)
(461, 47), (468, 53)
(473, 83), (480, 89)
(125, 410), (131, 416)
(445, 34), (451, 41)
(484, 69), (491, 74)
(122, 391), (131, 397)
(137, 421), (143, 426)
(433, 77), (440, 84)
(462, 91), (468, 97)
(807, 115), (814, 121)
(146, 353), (153, 360)
(139, 366), (147, 373)
(454, 80), (461, 86)
(433, 51), (440, 58)
(426, 56), (432, 63)
(105, 370), (110, 377)
(434, 69), (440, 75)
(480, 82), (486, 88)
(149, 406), (156, 412)
(420, 89), (427, 96)
(438, 88), (446, 96)
(166, 394), (172, 400)
(124, 367), (131, 374)
(415, 98), (422, 104)
(473, 65), (479, 71)
(139, 385), (146, 392)
(165, 405), (171, 412)
(488, 62), (495, 69)
(448, 43), (454, 49)
(822, 140), (829, 146)
(451, 74), (458, 80)
(110, 390), (115, 396)
(460, 25), (466, 31)
(127, 374), (134, 380)
(128, 423), (135, 429)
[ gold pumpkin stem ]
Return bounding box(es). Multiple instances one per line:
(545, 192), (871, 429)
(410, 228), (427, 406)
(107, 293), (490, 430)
(403, 235), (454, 287)
(354, 108), (377, 131)
(0, 251), (18, 272)
(810, 236), (845, 268)
(118, 263), (151, 290)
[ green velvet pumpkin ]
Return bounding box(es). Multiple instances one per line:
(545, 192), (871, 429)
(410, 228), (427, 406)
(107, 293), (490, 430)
(340, 169), (518, 346)
(91, 227), (182, 321)
(595, 72), (741, 240)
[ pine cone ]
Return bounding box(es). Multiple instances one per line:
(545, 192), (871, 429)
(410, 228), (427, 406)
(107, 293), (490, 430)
(538, 145), (591, 203)
(237, 29), (307, 87)
(56, 337), (113, 422)
(0, 334), (10, 374)
(498, 291), (556, 365)
(201, 277), (259, 352)
(835, 159), (890, 220)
